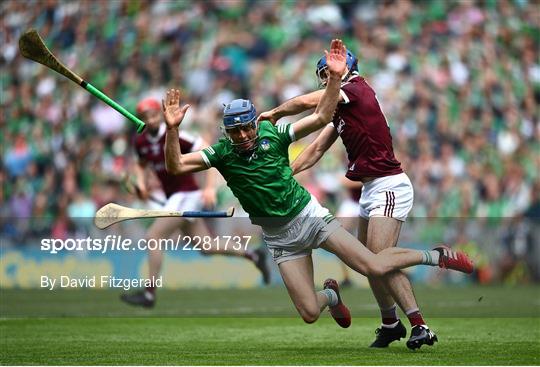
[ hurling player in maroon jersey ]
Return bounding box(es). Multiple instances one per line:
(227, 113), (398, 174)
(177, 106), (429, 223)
(258, 50), (437, 349)
(120, 98), (270, 308)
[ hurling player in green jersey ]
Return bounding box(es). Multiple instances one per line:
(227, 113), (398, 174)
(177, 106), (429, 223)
(162, 39), (474, 329)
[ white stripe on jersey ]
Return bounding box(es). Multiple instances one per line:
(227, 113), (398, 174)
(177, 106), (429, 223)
(339, 89), (350, 104)
(288, 124), (296, 142)
(200, 151), (211, 168)
(206, 146), (215, 155)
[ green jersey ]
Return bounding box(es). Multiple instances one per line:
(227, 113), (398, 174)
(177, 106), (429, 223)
(200, 121), (311, 224)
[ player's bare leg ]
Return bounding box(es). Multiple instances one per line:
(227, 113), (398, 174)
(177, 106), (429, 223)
(359, 218), (405, 346)
(278, 255), (350, 327)
(361, 217), (417, 347)
(322, 225), (471, 347)
(322, 227), (418, 275)
(183, 219), (246, 256)
(147, 217), (183, 277)
(359, 218), (394, 310)
(122, 216), (271, 308)
(182, 219), (271, 284)
(121, 216), (184, 308)
(321, 227), (473, 279)
(338, 216), (356, 287)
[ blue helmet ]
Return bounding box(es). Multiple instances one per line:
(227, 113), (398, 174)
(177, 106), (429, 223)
(316, 50), (358, 87)
(222, 99), (258, 152)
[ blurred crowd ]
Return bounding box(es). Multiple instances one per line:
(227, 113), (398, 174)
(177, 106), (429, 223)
(1, 0), (539, 282)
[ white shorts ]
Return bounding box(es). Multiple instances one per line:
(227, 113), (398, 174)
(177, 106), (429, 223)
(262, 196), (341, 265)
(163, 190), (203, 221)
(359, 173), (413, 222)
(337, 198), (360, 217)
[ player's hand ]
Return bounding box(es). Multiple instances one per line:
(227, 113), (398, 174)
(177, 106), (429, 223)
(325, 39), (347, 78)
(257, 110), (278, 124)
(162, 89), (190, 129)
(122, 172), (150, 201)
(201, 187), (217, 208)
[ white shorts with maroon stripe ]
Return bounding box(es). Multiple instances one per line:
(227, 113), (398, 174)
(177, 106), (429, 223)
(358, 173), (413, 222)
(163, 190), (203, 221)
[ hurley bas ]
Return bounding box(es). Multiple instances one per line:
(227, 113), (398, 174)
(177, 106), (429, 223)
(40, 275), (163, 291)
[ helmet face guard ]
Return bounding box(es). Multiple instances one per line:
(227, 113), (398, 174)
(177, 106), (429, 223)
(316, 50), (359, 88)
(222, 99), (259, 153)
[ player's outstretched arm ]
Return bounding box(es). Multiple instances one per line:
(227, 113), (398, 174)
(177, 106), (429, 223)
(257, 90), (324, 124)
(291, 125), (339, 175)
(198, 139), (218, 208)
(291, 39), (347, 141)
(163, 89), (209, 175)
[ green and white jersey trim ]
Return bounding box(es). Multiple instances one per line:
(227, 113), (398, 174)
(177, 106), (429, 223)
(323, 213), (335, 224)
(200, 145), (217, 168)
(276, 122), (296, 142)
(200, 150), (212, 168)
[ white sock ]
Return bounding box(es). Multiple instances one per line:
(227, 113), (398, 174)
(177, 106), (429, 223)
(421, 250), (440, 266)
(381, 320), (400, 328)
(144, 290), (155, 301)
(320, 289), (338, 307)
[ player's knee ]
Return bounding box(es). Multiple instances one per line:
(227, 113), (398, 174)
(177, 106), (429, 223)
(366, 261), (387, 278)
(301, 313), (319, 324)
(349, 255), (387, 277)
(298, 305), (320, 324)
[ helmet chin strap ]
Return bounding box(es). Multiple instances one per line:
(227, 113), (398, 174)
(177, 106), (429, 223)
(224, 121), (259, 153)
(232, 136), (258, 153)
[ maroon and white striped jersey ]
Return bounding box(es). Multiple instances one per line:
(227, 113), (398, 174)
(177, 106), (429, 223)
(134, 124), (201, 197)
(331, 75), (403, 181)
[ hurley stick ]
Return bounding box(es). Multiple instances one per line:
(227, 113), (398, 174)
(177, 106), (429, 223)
(94, 203), (235, 229)
(19, 29), (145, 133)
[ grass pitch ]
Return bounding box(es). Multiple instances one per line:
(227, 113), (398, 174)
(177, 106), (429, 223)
(1, 286), (539, 365)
